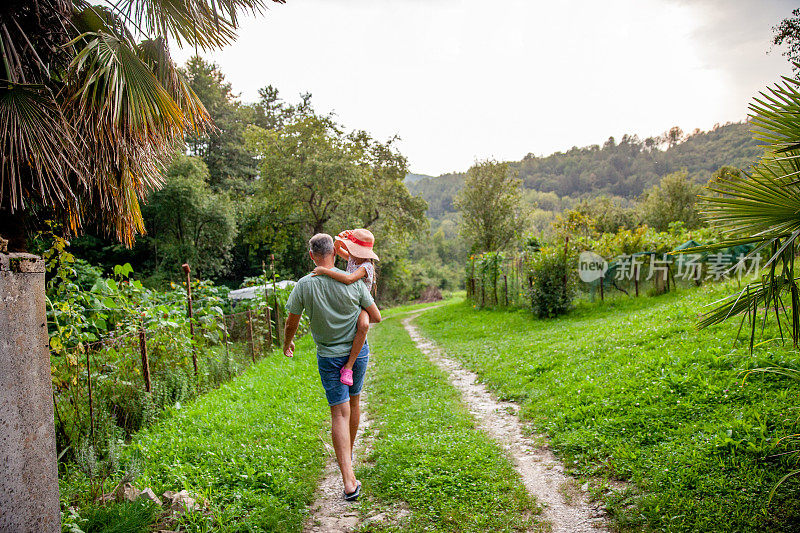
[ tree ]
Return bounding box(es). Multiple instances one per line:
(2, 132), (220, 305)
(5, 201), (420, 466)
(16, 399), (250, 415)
(183, 58), (297, 191)
(0, 0), (285, 251)
(773, 8), (800, 76)
(245, 113), (426, 237)
(455, 160), (524, 252)
(639, 170), (702, 232)
(143, 155), (236, 278)
(246, 113), (362, 235)
(183, 57), (258, 190)
(666, 126), (684, 148)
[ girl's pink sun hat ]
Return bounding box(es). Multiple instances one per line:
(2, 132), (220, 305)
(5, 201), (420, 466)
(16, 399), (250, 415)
(337, 228), (380, 261)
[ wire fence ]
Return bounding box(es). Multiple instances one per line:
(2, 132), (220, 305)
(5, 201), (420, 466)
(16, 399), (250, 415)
(466, 247), (757, 310)
(50, 262), (300, 460)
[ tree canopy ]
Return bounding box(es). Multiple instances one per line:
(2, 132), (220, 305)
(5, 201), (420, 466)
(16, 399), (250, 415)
(0, 0), (285, 251)
(455, 160), (524, 253)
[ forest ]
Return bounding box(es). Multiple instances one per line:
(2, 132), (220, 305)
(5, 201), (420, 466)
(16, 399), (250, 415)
(64, 57), (427, 303)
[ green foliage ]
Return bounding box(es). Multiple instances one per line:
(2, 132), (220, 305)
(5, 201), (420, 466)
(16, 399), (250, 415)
(82, 499), (161, 533)
(639, 170), (704, 231)
(416, 290), (800, 531)
(696, 75), (800, 343)
(773, 9), (800, 76)
(527, 245), (575, 318)
(143, 154), (237, 279)
(363, 316), (541, 531)
(455, 159), (524, 253)
(45, 236), (292, 507)
(0, 0), (285, 248)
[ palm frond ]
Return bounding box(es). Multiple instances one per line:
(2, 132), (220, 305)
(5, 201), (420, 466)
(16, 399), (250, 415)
(0, 83), (87, 211)
(113, 0), (285, 49)
(696, 77), (800, 347)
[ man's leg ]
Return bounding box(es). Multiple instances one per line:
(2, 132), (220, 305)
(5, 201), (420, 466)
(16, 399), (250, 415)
(330, 402), (358, 494)
(349, 394), (361, 452)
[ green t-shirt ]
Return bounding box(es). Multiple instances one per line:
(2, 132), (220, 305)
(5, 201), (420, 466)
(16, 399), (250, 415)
(285, 269), (375, 358)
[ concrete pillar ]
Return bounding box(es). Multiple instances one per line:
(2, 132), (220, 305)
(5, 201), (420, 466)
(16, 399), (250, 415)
(0, 253), (60, 532)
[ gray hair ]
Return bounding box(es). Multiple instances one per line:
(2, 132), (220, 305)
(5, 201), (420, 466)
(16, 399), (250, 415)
(309, 233), (334, 258)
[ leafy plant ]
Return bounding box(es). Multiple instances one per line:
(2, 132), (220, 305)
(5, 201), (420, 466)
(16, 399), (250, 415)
(694, 74), (800, 345)
(527, 245), (575, 318)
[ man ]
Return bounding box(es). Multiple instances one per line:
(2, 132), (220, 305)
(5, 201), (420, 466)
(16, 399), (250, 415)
(283, 233), (381, 501)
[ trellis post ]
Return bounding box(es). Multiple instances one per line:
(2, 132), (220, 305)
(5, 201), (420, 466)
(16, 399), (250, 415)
(139, 318), (151, 393)
(271, 255), (282, 347)
(247, 309), (256, 362)
(182, 263), (199, 378)
(263, 261), (273, 349)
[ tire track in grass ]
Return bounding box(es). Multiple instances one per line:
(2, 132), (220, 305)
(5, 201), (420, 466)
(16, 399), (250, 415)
(403, 310), (607, 533)
(303, 396), (375, 533)
(363, 312), (544, 532)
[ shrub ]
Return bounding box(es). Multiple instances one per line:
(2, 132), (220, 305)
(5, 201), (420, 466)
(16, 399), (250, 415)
(101, 382), (156, 435)
(527, 247), (575, 318)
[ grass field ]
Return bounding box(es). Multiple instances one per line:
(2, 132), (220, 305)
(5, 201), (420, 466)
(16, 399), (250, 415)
(415, 285), (800, 532)
(359, 313), (543, 532)
(125, 335), (329, 532)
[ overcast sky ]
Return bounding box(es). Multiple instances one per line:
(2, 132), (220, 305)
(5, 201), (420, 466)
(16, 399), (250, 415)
(172, 0), (796, 176)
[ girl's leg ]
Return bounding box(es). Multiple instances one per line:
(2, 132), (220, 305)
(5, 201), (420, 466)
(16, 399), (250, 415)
(344, 309), (370, 371)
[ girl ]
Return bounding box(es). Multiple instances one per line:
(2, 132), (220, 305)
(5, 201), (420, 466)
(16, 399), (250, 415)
(312, 228), (378, 386)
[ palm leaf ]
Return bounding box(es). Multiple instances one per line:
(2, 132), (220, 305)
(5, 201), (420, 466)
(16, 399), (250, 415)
(113, 0), (286, 49)
(695, 77), (800, 347)
(0, 83), (87, 212)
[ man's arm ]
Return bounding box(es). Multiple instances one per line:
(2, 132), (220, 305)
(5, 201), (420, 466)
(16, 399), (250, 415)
(363, 303), (381, 324)
(283, 312), (301, 357)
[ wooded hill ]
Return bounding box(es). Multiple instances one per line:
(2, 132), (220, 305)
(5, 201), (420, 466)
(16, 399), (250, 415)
(408, 122), (763, 218)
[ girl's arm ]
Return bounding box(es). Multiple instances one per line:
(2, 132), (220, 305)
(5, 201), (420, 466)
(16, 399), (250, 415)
(333, 239), (350, 261)
(312, 265), (367, 285)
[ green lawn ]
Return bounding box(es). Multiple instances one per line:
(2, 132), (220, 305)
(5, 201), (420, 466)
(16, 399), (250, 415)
(414, 285), (800, 532)
(127, 335), (329, 532)
(359, 313), (543, 532)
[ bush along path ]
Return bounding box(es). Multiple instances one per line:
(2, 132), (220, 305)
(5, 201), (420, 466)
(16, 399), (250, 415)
(402, 310), (606, 533)
(357, 311), (545, 532)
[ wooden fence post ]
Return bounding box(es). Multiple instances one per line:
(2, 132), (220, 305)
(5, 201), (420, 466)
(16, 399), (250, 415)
(263, 261), (273, 350)
(222, 316), (232, 378)
(247, 309), (256, 363)
(139, 322), (151, 394)
(504, 274), (509, 307)
(85, 350), (94, 440)
(634, 263), (639, 297)
(182, 263), (199, 378)
(271, 255), (282, 347)
(599, 275), (604, 301)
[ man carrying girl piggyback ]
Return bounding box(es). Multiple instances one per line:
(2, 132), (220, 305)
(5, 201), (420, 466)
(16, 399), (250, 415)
(311, 229), (379, 386)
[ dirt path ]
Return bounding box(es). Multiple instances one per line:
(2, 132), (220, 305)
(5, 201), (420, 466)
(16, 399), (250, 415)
(303, 397), (374, 533)
(402, 312), (607, 533)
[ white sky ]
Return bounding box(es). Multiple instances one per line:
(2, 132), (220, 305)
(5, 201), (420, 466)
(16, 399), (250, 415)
(172, 0), (796, 176)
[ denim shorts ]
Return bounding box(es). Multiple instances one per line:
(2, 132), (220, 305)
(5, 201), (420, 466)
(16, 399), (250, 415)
(317, 342), (369, 406)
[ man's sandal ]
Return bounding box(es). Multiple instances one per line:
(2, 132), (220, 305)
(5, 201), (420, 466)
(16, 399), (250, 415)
(340, 367), (354, 386)
(344, 480), (361, 501)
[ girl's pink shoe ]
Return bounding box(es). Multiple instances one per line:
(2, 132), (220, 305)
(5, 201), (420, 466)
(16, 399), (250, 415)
(340, 367), (354, 386)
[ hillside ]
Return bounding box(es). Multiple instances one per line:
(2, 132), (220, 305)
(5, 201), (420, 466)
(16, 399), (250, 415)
(409, 122), (762, 218)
